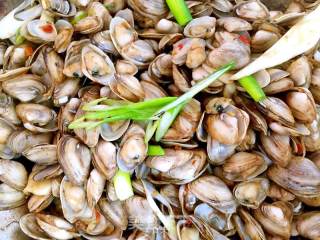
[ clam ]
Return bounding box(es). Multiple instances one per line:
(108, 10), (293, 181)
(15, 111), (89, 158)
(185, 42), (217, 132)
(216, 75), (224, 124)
(120, 40), (156, 68)
(311, 68), (320, 103)
(2, 74), (47, 103)
(57, 98), (81, 133)
(125, 196), (158, 233)
(253, 201), (293, 239)
(91, 30), (119, 56)
(100, 120), (130, 142)
(0, 118), (15, 145)
(74, 89), (101, 148)
(207, 37), (251, 70)
(0, 159), (28, 190)
(86, 169), (106, 208)
(54, 19), (74, 53)
(117, 124), (147, 171)
(156, 19), (181, 34)
(235, 0), (270, 21)
(296, 211), (320, 239)
(53, 78), (80, 106)
(57, 135), (91, 186)
(267, 156), (320, 203)
(23, 165), (53, 196)
(7, 130), (52, 154)
(81, 44), (115, 85)
(238, 208), (266, 240)
(99, 198), (128, 230)
(16, 103), (58, 133)
(267, 182), (295, 201)
(109, 74), (145, 102)
(222, 151), (268, 181)
(0, 183), (26, 210)
(287, 56), (312, 88)
(63, 39), (89, 78)
(28, 194), (54, 213)
(184, 16), (216, 39)
(35, 213), (80, 239)
(217, 17), (252, 32)
(162, 99), (201, 143)
(116, 60), (138, 76)
(74, 2), (110, 34)
(285, 87), (316, 123)
(251, 30), (280, 53)
(3, 45), (31, 70)
(103, 0), (125, 14)
(75, 208), (113, 236)
(92, 139), (117, 180)
(234, 178), (269, 209)
(23, 144), (57, 165)
(110, 17), (138, 51)
(146, 148), (207, 184)
(258, 96), (295, 126)
(127, 0), (168, 28)
(188, 175), (237, 214)
(41, 0), (76, 17)
(20, 20), (57, 43)
(20, 213), (51, 240)
(60, 176), (93, 223)
(205, 98), (250, 145)
(260, 131), (291, 167)
(194, 203), (231, 232)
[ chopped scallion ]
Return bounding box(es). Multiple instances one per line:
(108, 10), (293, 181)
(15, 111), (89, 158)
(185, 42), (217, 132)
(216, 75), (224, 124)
(113, 170), (133, 201)
(238, 75), (266, 102)
(166, 0), (193, 26)
(155, 102), (186, 142)
(71, 11), (87, 25)
(147, 145), (165, 156)
(15, 28), (25, 45)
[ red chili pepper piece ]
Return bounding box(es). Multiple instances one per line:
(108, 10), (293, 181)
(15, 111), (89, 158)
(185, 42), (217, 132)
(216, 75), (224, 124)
(24, 46), (33, 58)
(40, 24), (54, 33)
(239, 34), (250, 45)
(177, 43), (184, 50)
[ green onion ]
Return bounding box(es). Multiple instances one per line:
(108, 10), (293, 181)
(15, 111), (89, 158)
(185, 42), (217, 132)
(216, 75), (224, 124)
(113, 170), (133, 201)
(15, 28), (25, 45)
(104, 3), (115, 10)
(145, 120), (159, 143)
(155, 102), (186, 142)
(69, 62), (234, 141)
(155, 62), (235, 115)
(166, 0), (193, 26)
(71, 11), (87, 25)
(238, 75), (266, 102)
(69, 97), (177, 130)
(147, 145), (165, 156)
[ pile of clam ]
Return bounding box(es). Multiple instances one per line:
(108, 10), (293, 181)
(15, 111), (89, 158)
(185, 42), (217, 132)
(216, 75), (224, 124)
(0, 0), (320, 239)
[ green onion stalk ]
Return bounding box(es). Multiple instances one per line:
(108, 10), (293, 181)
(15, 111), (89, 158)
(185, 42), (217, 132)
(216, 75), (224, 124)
(71, 11), (87, 25)
(113, 169), (134, 201)
(238, 75), (266, 102)
(147, 145), (165, 156)
(166, 0), (193, 26)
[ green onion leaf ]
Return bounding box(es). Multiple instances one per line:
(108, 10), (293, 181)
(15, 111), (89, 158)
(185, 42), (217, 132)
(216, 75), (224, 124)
(113, 170), (133, 201)
(155, 62), (235, 115)
(147, 145), (165, 156)
(155, 102), (186, 142)
(145, 120), (159, 143)
(166, 0), (193, 26)
(71, 11), (87, 25)
(238, 75), (266, 102)
(15, 28), (25, 45)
